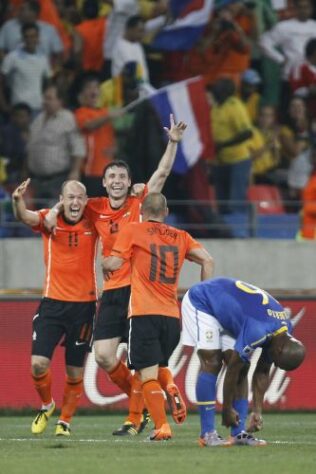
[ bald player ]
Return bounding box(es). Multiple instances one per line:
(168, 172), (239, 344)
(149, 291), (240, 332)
(181, 278), (306, 447)
(12, 179), (98, 437)
(103, 193), (214, 440)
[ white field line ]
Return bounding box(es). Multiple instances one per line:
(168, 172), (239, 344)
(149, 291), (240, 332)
(1, 438), (316, 445)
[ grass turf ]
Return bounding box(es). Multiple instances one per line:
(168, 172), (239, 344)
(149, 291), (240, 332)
(0, 413), (315, 474)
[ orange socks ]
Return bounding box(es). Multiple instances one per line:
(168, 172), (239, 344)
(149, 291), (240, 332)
(158, 367), (174, 391)
(142, 379), (167, 429)
(60, 376), (83, 424)
(126, 372), (145, 427)
(32, 369), (52, 405)
(108, 361), (132, 397)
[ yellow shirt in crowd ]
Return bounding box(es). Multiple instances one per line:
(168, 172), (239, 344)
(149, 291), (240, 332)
(211, 96), (252, 164)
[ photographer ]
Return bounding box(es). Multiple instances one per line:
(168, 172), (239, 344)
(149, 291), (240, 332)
(191, 0), (258, 86)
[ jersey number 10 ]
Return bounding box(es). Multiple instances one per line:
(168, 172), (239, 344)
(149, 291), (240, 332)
(149, 244), (179, 284)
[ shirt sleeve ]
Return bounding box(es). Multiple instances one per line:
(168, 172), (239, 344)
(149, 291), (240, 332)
(1, 52), (14, 75)
(67, 113), (86, 158)
(48, 24), (64, 53)
(110, 223), (134, 260)
(184, 232), (202, 258)
(259, 24), (286, 65)
(230, 99), (252, 133)
(31, 209), (49, 233)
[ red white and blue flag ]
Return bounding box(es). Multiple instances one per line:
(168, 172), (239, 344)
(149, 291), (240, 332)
(149, 77), (213, 174)
(150, 0), (214, 51)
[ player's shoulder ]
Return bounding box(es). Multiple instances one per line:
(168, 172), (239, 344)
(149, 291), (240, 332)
(87, 196), (108, 212)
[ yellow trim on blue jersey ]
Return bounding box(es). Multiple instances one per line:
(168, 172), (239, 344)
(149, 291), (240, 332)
(272, 326), (288, 337)
(250, 335), (268, 347)
(196, 401), (216, 406)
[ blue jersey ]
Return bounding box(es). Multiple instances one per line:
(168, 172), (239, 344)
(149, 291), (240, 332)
(188, 277), (292, 362)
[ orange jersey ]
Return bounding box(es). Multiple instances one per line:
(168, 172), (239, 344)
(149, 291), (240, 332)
(110, 221), (202, 318)
(75, 18), (106, 71)
(84, 187), (148, 290)
(33, 210), (98, 302)
(75, 107), (115, 177)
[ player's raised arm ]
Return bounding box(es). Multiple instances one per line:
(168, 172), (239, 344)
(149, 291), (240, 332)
(12, 179), (40, 227)
(147, 114), (187, 193)
(187, 247), (214, 281)
(222, 351), (247, 428)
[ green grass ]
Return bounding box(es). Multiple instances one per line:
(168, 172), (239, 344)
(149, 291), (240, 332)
(0, 413), (315, 474)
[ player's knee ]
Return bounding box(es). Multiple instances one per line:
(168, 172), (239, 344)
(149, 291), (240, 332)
(31, 357), (50, 376)
(94, 346), (116, 372)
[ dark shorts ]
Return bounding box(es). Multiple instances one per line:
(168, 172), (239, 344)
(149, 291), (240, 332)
(32, 298), (96, 367)
(94, 286), (131, 341)
(127, 315), (180, 370)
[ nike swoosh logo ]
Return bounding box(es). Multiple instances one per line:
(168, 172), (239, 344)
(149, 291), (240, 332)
(99, 215), (110, 219)
(75, 341), (86, 346)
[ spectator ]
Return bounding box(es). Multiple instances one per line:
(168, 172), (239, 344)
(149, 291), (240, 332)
(27, 82), (85, 205)
(0, 22), (51, 114)
(209, 78), (253, 214)
(111, 15), (149, 84)
(279, 96), (312, 203)
(75, 0), (106, 72)
(75, 74), (120, 196)
(0, 0), (63, 64)
(0, 102), (31, 185)
(301, 147), (316, 239)
(260, 0), (316, 110)
(240, 68), (262, 124)
(103, 0), (139, 77)
(289, 37), (316, 118)
(248, 105), (281, 183)
(180, 0), (257, 86)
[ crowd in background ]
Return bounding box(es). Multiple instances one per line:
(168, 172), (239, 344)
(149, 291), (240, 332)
(1, 0), (316, 239)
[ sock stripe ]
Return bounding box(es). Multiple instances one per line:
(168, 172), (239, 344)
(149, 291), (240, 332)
(196, 401), (216, 406)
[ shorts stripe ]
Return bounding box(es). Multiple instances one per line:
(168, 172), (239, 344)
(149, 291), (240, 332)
(195, 308), (200, 342)
(127, 318), (132, 366)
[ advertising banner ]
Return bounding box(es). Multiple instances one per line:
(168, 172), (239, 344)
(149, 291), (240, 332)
(0, 299), (315, 410)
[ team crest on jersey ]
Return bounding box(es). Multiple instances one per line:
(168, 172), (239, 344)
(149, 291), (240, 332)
(205, 331), (213, 342)
(109, 220), (119, 234)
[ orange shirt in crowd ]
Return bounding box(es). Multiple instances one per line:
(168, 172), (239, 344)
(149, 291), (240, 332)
(176, 14), (252, 86)
(33, 210), (98, 302)
(39, 0), (72, 56)
(301, 173), (316, 239)
(110, 221), (202, 318)
(75, 17), (106, 71)
(84, 187), (148, 291)
(75, 107), (115, 177)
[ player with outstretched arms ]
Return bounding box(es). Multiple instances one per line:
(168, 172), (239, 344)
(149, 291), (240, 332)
(12, 179), (98, 436)
(45, 115), (188, 435)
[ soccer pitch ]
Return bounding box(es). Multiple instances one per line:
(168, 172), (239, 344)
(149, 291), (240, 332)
(0, 413), (315, 474)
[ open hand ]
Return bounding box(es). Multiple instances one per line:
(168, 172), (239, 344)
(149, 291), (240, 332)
(164, 114), (187, 143)
(12, 178), (31, 201)
(247, 412), (263, 432)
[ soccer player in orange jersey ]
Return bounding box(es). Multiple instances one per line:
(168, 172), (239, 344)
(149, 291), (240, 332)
(103, 193), (214, 440)
(46, 114), (187, 435)
(12, 179), (98, 437)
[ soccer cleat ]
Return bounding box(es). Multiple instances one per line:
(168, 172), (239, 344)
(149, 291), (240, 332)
(112, 422), (139, 436)
(138, 409), (151, 434)
(199, 431), (232, 447)
(55, 421), (71, 437)
(149, 423), (172, 441)
(165, 383), (187, 424)
(31, 401), (56, 434)
(229, 431), (267, 446)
